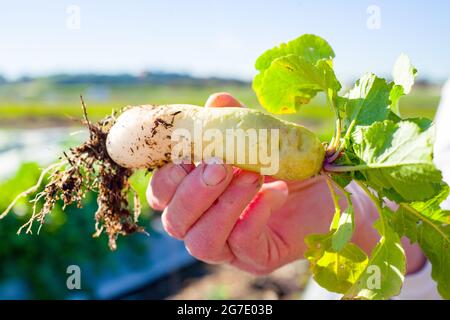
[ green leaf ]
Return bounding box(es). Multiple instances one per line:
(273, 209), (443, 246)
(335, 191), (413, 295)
(393, 53), (417, 95)
(325, 178), (355, 252)
(331, 173), (353, 189)
(253, 34), (340, 114)
(353, 119), (444, 202)
(344, 216), (406, 300)
(332, 205), (355, 252)
(340, 73), (391, 128)
(253, 55), (341, 114)
(255, 34), (335, 72)
(392, 187), (450, 299)
(403, 186), (450, 224)
(389, 54), (417, 116)
(389, 84), (405, 116)
(305, 232), (368, 294)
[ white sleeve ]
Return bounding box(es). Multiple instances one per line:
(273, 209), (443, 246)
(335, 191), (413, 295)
(392, 81), (449, 299)
(392, 261), (442, 300)
(301, 261), (442, 300)
(434, 79), (450, 209)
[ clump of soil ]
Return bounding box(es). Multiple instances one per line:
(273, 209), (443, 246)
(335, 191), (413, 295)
(1, 97), (145, 250)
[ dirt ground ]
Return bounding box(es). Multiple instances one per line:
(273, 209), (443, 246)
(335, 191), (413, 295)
(170, 261), (311, 300)
(125, 259), (311, 300)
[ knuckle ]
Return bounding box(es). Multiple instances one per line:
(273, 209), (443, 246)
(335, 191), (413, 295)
(228, 226), (247, 246)
(150, 166), (171, 188)
(174, 187), (200, 213)
(243, 258), (279, 276)
(148, 180), (171, 207)
(185, 244), (210, 262)
(185, 235), (220, 263)
(249, 266), (276, 276)
(161, 209), (186, 240)
(214, 196), (236, 213)
(146, 187), (165, 211)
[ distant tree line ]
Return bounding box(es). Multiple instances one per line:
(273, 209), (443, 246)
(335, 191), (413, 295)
(0, 72), (249, 87)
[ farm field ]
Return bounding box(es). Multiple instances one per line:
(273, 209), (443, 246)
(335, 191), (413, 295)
(0, 81), (441, 141)
(0, 78), (445, 299)
(2, 0), (450, 304)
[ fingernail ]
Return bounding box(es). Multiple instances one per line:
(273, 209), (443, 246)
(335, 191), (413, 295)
(202, 164), (227, 186)
(236, 171), (262, 185)
(169, 164), (189, 185)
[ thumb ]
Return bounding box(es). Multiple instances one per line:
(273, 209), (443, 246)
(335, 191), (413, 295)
(233, 181), (289, 238)
(205, 92), (243, 108)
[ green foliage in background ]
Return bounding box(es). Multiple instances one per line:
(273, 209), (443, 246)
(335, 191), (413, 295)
(0, 76), (440, 144)
(0, 162), (152, 298)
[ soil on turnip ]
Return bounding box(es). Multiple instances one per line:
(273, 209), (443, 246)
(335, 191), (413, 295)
(1, 98), (146, 250)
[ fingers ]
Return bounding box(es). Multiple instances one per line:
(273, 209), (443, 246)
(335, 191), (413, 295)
(232, 181), (288, 239)
(227, 181), (289, 268)
(161, 163), (234, 239)
(146, 163), (195, 211)
(205, 92), (243, 108)
(147, 91), (242, 210)
(184, 169), (263, 263)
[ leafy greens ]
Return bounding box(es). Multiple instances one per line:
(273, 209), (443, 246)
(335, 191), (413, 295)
(252, 34), (450, 300)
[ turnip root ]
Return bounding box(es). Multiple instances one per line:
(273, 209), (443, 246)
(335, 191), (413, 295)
(107, 104), (325, 180)
(1, 101), (325, 250)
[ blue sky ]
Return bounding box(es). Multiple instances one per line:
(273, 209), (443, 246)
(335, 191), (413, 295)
(1, 0), (449, 82)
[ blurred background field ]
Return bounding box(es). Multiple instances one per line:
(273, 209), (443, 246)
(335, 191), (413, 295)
(0, 73), (442, 299)
(0, 72), (441, 134)
(1, 0), (449, 300)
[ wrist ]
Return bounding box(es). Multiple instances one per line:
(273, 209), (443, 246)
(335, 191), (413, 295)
(402, 239), (427, 274)
(348, 183), (380, 254)
(348, 182), (427, 274)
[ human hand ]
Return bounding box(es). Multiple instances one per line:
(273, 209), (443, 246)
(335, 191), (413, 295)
(147, 93), (425, 275)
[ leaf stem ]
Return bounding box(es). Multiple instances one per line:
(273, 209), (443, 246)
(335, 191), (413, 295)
(323, 163), (364, 172)
(324, 174), (356, 235)
(327, 175), (354, 212)
(401, 204), (449, 242)
(333, 118), (342, 150)
(329, 177), (353, 202)
(325, 175), (341, 231)
(324, 160), (431, 172)
(355, 180), (386, 235)
(326, 148), (341, 163)
(325, 176), (340, 211)
(333, 119), (356, 157)
(326, 90), (341, 153)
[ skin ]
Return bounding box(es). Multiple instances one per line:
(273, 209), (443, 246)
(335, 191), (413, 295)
(147, 92), (426, 276)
